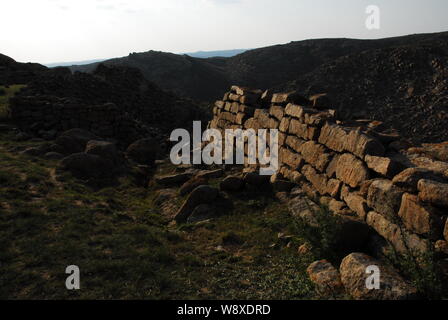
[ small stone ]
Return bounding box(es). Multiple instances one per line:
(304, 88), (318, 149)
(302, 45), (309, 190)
(307, 260), (344, 296)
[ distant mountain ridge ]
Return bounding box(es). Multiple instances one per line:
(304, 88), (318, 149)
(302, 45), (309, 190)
(44, 58), (107, 68)
(45, 49), (247, 68)
(69, 32), (448, 103)
(184, 49), (248, 58)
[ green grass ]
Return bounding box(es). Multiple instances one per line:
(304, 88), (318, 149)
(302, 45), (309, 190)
(0, 130), (317, 299)
(0, 85), (26, 119)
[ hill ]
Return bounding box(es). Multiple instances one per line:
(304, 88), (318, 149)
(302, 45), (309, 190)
(70, 31), (448, 143)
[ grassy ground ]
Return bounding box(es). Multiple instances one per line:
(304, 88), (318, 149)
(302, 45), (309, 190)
(0, 85), (26, 119)
(0, 128), (320, 299)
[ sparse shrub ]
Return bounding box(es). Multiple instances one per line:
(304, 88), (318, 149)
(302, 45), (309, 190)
(292, 205), (343, 263)
(382, 219), (446, 299)
(0, 87), (6, 96)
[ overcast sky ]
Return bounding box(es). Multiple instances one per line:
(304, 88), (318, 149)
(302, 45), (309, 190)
(1, 0), (447, 64)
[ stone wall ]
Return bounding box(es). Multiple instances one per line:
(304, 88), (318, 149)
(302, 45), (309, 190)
(208, 85), (448, 257)
(10, 95), (148, 144)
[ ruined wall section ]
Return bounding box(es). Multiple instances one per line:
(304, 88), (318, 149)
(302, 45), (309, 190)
(9, 95), (148, 144)
(208, 86), (448, 256)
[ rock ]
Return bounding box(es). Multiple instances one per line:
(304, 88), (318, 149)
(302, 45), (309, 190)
(288, 119), (319, 140)
(344, 129), (385, 159)
(220, 175), (245, 192)
(302, 165), (328, 195)
(300, 141), (332, 172)
(174, 186), (219, 223)
(156, 172), (192, 186)
(307, 260), (344, 296)
(279, 147), (304, 170)
(366, 211), (429, 254)
(365, 155), (404, 178)
(126, 138), (158, 165)
(409, 141), (448, 162)
(319, 123), (347, 153)
(344, 193), (370, 220)
(410, 157), (448, 175)
(187, 204), (216, 223)
(340, 253), (417, 300)
(392, 168), (446, 193)
(60, 153), (114, 179)
(325, 154), (340, 178)
(44, 152), (64, 160)
(298, 243), (312, 255)
(271, 92), (310, 105)
(326, 178), (342, 198)
(269, 105), (285, 120)
(336, 153), (370, 188)
(288, 195), (321, 227)
(398, 193), (444, 239)
(417, 179), (448, 208)
(20, 147), (42, 156)
(435, 240), (448, 255)
(179, 176), (208, 196)
(197, 169), (224, 179)
(367, 179), (404, 217)
(55, 129), (99, 155)
(85, 140), (119, 164)
(328, 199), (351, 216)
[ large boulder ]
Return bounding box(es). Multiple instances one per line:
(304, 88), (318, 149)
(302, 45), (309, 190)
(174, 186), (219, 223)
(85, 140), (120, 164)
(179, 176), (208, 195)
(60, 153), (114, 179)
(54, 129), (100, 155)
(340, 253), (417, 300)
(126, 138), (158, 165)
(187, 204), (216, 223)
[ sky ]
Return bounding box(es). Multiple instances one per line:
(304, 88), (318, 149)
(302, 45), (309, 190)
(1, 0), (447, 64)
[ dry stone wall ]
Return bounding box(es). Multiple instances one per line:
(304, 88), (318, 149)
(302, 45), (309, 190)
(10, 95), (147, 144)
(208, 85), (448, 257)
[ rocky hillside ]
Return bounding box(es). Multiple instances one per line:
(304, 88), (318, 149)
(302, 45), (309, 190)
(70, 32), (448, 143)
(0, 53), (46, 85)
(0, 53), (208, 146)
